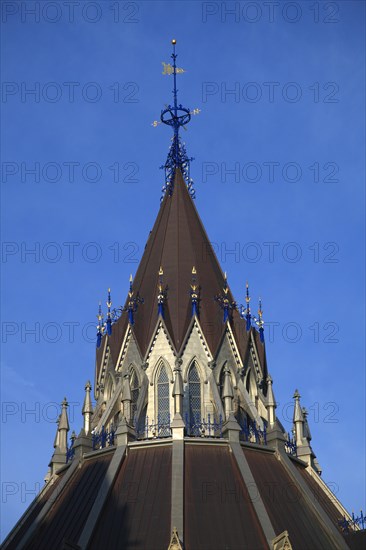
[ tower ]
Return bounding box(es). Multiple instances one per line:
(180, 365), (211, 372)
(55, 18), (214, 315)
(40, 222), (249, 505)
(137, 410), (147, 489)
(2, 41), (364, 550)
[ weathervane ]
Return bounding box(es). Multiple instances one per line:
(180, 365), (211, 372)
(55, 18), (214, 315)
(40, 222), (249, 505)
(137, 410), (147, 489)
(152, 39), (200, 201)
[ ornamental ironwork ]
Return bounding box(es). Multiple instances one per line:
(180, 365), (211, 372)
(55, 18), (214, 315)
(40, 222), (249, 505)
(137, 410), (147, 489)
(338, 510), (365, 532)
(238, 417), (267, 445)
(185, 413), (223, 438)
(285, 432), (297, 456)
(66, 437), (75, 463)
(92, 425), (116, 450)
(153, 40), (199, 201)
(134, 414), (172, 440)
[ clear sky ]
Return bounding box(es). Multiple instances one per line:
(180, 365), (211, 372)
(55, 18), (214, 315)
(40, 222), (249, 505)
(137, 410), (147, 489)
(1, 0), (365, 541)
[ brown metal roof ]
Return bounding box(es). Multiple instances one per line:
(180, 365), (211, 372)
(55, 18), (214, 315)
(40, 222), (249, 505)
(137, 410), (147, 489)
(25, 453), (112, 550)
(293, 460), (344, 530)
(3, 472), (65, 550)
(98, 170), (252, 377)
(89, 444), (172, 550)
(184, 443), (268, 549)
(243, 447), (336, 549)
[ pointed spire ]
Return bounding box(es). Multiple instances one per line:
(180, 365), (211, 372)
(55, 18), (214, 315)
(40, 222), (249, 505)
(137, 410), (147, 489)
(266, 375), (277, 427)
(58, 397), (69, 453)
(53, 415), (60, 449)
(190, 266), (199, 317)
(222, 367), (234, 420)
(173, 358), (184, 416)
(82, 381), (93, 435)
(302, 407), (312, 442)
(106, 288), (112, 336)
(122, 373), (132, 422)
(157, 266), (165, 318)
(293, 389), (304, 446)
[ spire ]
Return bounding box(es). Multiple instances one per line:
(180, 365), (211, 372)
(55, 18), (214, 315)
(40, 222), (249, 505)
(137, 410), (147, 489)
(302, 406), (312, 442)
(58, 397), (70, 453)
(122, 373), (132, 422)
(293, 389), (304, 446)
(82, 381), (93, 435)
(222, 366), (234, 420)
(173, 358), (184, 416)
(154, 39), (199, 199)
(266, 375), (276, 427)
(53, 415), (60, 448)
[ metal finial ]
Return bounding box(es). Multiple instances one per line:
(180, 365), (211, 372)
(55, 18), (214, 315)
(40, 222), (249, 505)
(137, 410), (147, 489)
(157, 267), (166, 318)
(215, 272), (236, 323)
(245, 282), (251, 331)
(156, 41), (199, 200)
(257, 297), (264, 342)
(96, 301), (104, 348)
(191, 266), (199, 317)
(106, 288), (112, 336)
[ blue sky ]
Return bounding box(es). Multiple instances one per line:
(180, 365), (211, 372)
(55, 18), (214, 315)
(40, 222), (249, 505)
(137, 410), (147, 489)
(1, 0), (365, 540)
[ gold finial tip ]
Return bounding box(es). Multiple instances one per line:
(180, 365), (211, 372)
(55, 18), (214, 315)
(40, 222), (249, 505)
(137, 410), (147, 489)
(108, 288), (111, 293)
(129, 274), (133, 282)
(172, 39), (176, 45)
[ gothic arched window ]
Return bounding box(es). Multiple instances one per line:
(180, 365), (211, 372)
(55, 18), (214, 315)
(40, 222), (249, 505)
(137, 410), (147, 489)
(188, 362), (201, 424)
(156, 364), (170, 433)
(130, 368), (139, 421)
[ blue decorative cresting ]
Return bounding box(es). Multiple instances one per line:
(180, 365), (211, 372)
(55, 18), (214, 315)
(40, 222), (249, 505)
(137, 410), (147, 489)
(185, 413), (223, 438)
(190, 266), (199, 317)
(95, 276), (144, 344)
(238, 284), (265, 342)
(238, 417), (267, 445)
(338, 511), (365, 532)
(154, 40), (199, 201)
(215, 272), (237, 323)
(92, 425), (116, 450)
(66, 431), (76, 463)
(285, 431), (297, 456)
